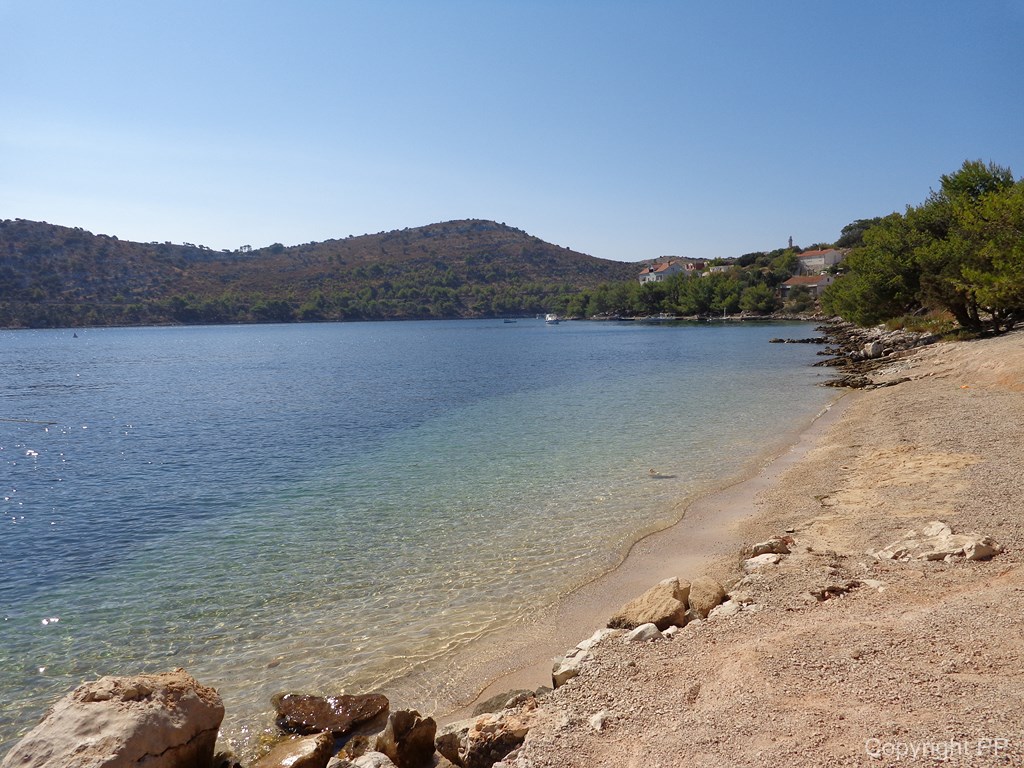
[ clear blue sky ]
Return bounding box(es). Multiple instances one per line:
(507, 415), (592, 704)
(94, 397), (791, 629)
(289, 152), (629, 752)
(2, 1), (1022, 262)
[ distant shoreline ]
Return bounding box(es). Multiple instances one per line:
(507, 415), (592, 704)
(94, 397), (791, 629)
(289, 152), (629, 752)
(0, 311), (827, 332)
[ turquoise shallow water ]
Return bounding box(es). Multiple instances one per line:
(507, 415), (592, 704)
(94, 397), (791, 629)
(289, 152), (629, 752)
(0, 319), (834, 754)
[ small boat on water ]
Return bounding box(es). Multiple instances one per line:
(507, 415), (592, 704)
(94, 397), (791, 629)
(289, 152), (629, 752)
(545, 313), (560, 324)
(503, 319), (517, 323)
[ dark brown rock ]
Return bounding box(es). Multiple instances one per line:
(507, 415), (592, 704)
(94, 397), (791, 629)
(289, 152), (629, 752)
(273, 693), (389, 737)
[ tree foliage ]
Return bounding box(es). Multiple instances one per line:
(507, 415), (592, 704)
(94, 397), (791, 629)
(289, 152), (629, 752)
(823, 160), (1023, 331)
(556, 264), (786, 319)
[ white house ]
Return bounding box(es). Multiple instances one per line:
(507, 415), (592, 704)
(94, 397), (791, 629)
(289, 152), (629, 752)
(797, 249), (845, 275)
(638, 262), (685, 283)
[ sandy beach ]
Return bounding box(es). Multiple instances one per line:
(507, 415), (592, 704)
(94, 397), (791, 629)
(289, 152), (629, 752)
(468, 328), (1024, 767)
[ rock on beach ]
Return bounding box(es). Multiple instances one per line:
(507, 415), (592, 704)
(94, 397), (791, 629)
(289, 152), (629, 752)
(0, 669), (223, 768)
(606, 576), (690, 630)
(273, 692), (390, 737)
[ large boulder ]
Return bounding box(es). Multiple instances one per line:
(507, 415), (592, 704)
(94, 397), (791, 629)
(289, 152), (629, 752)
(460, 711), (532, 768)
(0, 669), (223, 768)
(254, 733), (334, 768)
(607, 577), (690, 631)
(687, 576), (727, 619)
(863, 340), (884, 359)
(273, 692), (390, 736)
(373, 710), (437, 768)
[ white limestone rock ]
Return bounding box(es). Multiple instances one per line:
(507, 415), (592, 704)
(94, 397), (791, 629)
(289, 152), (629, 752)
(588, 710), (615, 732)
(552, 628), (621, 687)
(1, 669), (223, 768)
(708, 600), (744, 620)
(624, 623), (664, 642)
(350, 753), (399, 768)
(743, 553), (783, 572)
(871, 521), (1003, 562)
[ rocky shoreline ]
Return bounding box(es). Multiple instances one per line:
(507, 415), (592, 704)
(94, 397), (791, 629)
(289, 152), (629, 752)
(770, 318), (940, 390)
(5, 325), (1022, 768)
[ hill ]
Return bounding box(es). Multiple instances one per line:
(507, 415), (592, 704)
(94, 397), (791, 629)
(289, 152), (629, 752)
(0, 218), (639, 327)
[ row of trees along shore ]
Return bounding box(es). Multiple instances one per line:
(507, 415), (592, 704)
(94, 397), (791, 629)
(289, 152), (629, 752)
(551, 249), (808, 319)
(560, 160), (1023, 333)
(823, 160), (1023, 333)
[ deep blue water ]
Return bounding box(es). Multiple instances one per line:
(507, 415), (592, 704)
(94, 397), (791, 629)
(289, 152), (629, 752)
(0, 319), (834, 753)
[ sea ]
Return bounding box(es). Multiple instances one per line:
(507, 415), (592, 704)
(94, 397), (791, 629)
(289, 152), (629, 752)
(0, 318), (835, 756)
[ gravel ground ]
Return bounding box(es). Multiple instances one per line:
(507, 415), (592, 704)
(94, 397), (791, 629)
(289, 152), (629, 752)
(502, 328), (1024, 768)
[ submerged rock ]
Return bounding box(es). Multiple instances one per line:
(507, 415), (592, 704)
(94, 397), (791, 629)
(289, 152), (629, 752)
(273, 692), (390, 737)
(0, 669), (223, 768)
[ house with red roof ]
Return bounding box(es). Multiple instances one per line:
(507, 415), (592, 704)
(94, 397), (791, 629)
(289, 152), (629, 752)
(780, 274), (834, 298)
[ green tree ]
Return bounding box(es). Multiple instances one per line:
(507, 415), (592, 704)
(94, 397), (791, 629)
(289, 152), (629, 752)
(959, 180), (1024, 327)
(822, 213), (926, 325)
(823, 160), (1022, 331)
(739, 283), (778, 313)
(835, 218), (884, 248)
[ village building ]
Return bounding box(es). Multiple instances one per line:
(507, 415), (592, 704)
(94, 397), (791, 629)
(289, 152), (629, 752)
(796, 248), (846, 275)
(638, 261), (686, 283)
(780, 274), (834, 298)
